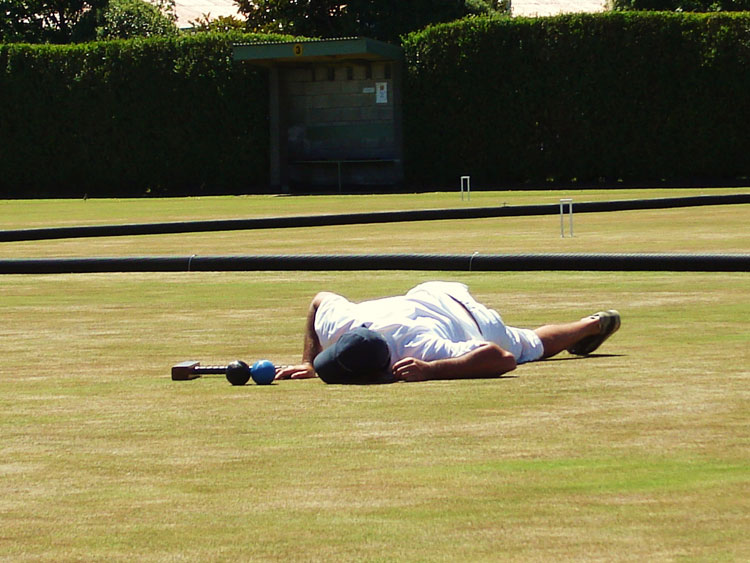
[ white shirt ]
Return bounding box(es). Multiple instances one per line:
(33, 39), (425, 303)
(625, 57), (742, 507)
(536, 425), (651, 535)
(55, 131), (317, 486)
(314, 282), (544, 366)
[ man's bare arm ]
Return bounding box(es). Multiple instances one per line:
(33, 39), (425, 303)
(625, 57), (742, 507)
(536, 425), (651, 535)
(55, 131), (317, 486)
(275, 292), (333, 380)
(391, 343), (516, 382)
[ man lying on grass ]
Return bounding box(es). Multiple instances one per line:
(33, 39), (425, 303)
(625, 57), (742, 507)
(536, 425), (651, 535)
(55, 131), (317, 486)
(275, 281), (620, 384)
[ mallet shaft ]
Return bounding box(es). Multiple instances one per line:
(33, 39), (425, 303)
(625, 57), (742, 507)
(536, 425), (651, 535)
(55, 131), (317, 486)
(172, 360), (227, 380)
(193, 365), (228, 374)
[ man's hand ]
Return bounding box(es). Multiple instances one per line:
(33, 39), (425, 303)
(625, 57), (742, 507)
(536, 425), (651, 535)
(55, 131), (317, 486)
(392, 357), (432, 382)
(275, 362), (317, 380)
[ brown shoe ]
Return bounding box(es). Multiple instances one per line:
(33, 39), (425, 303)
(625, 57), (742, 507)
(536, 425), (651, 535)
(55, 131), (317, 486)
(568, 310), (621, 356)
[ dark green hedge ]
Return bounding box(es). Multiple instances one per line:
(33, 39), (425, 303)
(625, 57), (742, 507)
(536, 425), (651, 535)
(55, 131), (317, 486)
(403, 12), (750, 188)
(0, 33), (289, 197)
(612, 0), (750, 12)
(3, 15), (750, 196)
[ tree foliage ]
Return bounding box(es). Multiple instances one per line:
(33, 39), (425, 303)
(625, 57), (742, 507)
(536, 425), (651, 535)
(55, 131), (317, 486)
(1, 0), (107, 42)
(96, 0), (177, 39)
(1, 0), (178, 42)
(235, 0), (508, 42)
(188, 14), (247, 33)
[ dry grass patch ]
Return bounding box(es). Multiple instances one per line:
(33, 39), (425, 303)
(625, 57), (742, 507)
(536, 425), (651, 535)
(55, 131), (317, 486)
(1, 270), (748, 560)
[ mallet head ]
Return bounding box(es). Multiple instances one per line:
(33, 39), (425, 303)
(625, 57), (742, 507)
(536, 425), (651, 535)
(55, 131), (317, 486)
(172, 361), (201, 381)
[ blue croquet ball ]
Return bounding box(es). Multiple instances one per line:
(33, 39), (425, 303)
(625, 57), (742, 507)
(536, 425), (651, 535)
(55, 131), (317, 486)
(251, 360), (276, 385)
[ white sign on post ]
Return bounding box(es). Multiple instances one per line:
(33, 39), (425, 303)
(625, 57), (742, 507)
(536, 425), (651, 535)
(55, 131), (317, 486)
(376, 82), (388, 104)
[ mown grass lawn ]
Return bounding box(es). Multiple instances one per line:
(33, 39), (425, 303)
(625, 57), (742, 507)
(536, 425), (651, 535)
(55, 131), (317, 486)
(1, 191), (748, 561)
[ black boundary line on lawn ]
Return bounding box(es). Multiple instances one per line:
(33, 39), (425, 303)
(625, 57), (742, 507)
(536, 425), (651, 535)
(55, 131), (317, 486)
(2, 193), (749, 242)
(1, 253), (748, 274)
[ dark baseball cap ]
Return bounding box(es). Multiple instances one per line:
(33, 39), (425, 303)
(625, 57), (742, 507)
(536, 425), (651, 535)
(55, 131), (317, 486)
(313, 327), (393, 384)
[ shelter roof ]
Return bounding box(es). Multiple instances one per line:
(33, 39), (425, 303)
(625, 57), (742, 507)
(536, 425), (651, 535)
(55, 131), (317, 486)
(232, 37), (403, 64)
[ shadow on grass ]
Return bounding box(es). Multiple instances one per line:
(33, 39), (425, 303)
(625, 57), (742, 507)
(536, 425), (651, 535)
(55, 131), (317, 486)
(542, 353), (627, 362)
